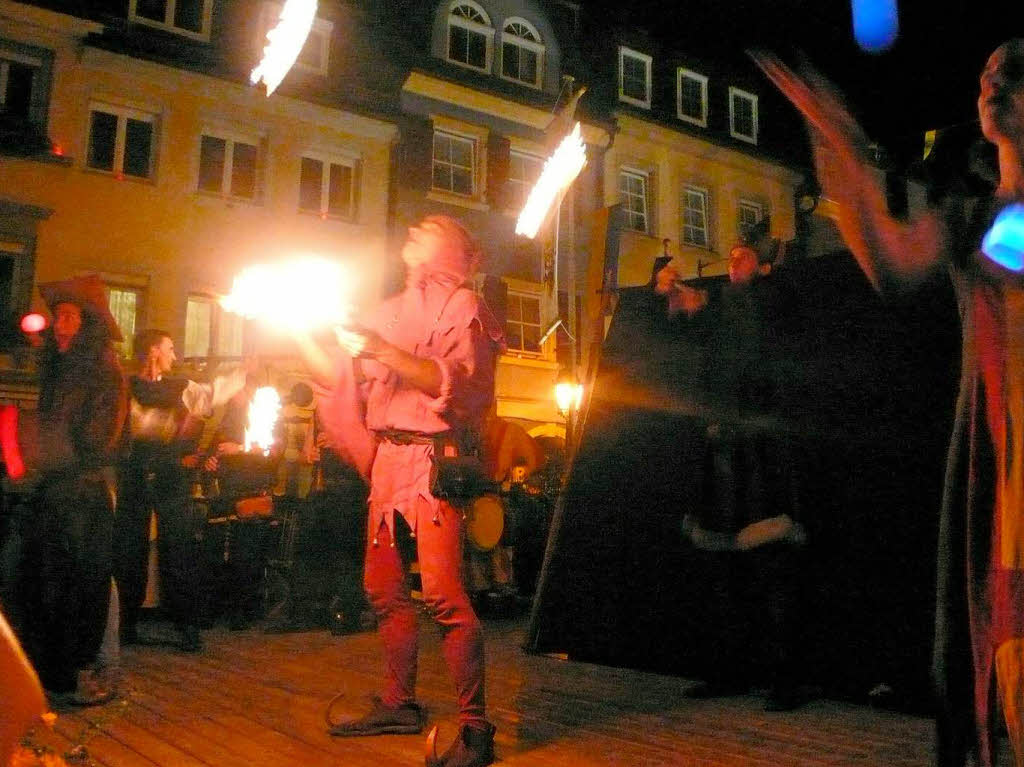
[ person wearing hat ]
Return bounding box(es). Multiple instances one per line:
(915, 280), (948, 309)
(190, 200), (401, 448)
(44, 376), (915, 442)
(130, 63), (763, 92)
(291, 214), (504, 767)
(14, 274), (128, 704)
(658, 235), (805, 711)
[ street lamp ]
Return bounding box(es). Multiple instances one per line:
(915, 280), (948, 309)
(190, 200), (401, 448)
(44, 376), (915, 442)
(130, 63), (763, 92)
(554, 377), (584, 466)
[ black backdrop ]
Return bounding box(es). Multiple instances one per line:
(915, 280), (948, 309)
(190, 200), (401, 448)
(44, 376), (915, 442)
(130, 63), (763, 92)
(526, 251), (961, 707)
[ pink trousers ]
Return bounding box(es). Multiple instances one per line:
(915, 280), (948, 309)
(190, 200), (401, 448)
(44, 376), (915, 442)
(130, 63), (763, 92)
(364, 496), (486, 725)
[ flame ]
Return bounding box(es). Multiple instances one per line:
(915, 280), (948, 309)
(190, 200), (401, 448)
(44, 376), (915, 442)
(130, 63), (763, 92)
(515, 122), (587, 239)
(245, 386), (282, 455)
(221, 257), (353, 332)
(250, 0), (317, 97)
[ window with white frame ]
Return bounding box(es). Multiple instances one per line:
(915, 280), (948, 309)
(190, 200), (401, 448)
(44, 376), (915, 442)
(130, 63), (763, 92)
(184, 296), (212, 358)
(129, 0), (213, 39)
(505, 291), (541, 354)
(737, 199), (763, 238)
(619, 169), (649, 233)
(618, 46), (651, 109)
(676, 68), (708, 127)
(197, 132), (259, 200)
(508, 150), (542, 209)
(299, 154), (356, 219)
(184, 295), (244, 358)
(432, 130), (475, 196)
(259, 3), (332, 76)
(87, 102), (155, 179)
(682, 186), (709, 248)
(729, 87), (758, 144)
(501, 17), (543, 88)
(447, 1), (493, 72)
(106, 286), (141, 359)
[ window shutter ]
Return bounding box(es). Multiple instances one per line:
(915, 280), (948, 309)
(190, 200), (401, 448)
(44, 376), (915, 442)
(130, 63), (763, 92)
(400, 116), (434, 192)
(486, 134), (511, 209)
(481, 274), (508, 329)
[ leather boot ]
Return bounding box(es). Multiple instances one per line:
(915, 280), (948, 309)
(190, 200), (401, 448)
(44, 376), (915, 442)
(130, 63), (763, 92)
(425, 722), (496, 767)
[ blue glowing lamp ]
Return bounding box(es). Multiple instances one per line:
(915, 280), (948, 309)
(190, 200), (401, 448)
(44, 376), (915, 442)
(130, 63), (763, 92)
(982, 204), (1024, 273)
(851, 0), (899, 53)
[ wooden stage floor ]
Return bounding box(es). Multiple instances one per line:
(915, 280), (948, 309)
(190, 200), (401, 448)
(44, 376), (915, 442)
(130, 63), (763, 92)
(23, 616), (970, 766)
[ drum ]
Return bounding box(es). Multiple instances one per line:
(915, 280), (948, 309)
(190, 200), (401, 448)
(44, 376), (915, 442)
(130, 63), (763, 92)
(466, 493), (505, 552)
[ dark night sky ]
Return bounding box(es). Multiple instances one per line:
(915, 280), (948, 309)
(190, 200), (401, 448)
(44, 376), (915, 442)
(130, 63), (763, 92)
(583, 1), (1022, 147)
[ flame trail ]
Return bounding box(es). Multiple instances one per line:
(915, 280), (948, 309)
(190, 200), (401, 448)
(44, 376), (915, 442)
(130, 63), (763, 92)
(250, 0), (317, 96)
(515, 122), (587, 239)
(221, 257), (352, 331)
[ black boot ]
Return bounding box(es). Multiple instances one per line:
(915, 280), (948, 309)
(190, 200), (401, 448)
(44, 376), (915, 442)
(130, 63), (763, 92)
(425, 722), (496, 767)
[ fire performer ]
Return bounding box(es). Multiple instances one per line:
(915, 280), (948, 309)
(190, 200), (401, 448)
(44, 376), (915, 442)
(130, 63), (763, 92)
(291, 215), (503, 767)
(752, 40), (1024, 766)
(11, 275), (128, 703)
(116, 329), (249, 653)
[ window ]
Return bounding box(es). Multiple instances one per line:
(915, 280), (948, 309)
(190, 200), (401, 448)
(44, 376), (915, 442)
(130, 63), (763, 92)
(128, 0), (213, 39)
(508, 150), (542, 209)
(447, 1), (493, 72)
(738, 199), (763, 238)
(729, 87), (758, 144)
(676, 68), (708, 127)
(618, 47), (651, 109)
(198, 133), (259, 200)
(432, 130), (475, 196)
(619, 169), (649, 233)
(259, 3), (332, 77)
(501, 18), (543, 88)
(186, 295), (245, 359)
(299, 155), (356, 219)
(87, 102), (155, 179)
(129, 0), (211, 38)
(682, 186), (709, 248)
(506, 291), (541, 354)
(0, 50), (40, 121)
(107, 286), (140, 358)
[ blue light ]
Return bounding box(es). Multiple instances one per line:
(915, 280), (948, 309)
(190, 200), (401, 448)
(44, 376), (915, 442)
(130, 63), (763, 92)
(982, 204), (1024, 273)
(851, 0), (899, 53)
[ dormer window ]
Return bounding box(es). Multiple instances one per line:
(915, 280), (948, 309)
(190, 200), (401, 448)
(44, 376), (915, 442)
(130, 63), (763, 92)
(618, 46), (651, 109)
(501, 18), (543, 88)
(447, 1), (493, 73)
(128, 0), (213, 40)
(676, 68), (708, 128)
(729, 86), (758, 144)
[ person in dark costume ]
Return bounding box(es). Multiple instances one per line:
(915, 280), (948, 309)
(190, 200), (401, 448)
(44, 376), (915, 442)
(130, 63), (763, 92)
(14, 275), (127, 703)
(659, 242), (806, 711)
(754, 40), (1024, 765)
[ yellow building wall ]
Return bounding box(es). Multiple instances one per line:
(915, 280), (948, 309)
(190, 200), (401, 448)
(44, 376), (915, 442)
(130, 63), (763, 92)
(603, 114), (803, 286)
(1, 4), (397, 346)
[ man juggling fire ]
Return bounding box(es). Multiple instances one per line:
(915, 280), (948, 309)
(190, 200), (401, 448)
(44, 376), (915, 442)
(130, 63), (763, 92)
(289, 214), (503, 767)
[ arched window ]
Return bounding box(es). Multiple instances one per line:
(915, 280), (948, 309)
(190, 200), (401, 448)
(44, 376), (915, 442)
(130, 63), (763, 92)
(447, 1), (493, 72)
(501, 17), (544, 88)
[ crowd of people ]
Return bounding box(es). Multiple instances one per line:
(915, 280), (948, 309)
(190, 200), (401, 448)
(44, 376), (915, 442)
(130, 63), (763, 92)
(2, 35), (1024, 767)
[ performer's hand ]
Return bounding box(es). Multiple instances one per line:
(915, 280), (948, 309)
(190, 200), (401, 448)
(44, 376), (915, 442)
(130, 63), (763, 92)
(217, 441), (242, 456)
(203, 455), (219, 472)
(335, 326), (388, 360)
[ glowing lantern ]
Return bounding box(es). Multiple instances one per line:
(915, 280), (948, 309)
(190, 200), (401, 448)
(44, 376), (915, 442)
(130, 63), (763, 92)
(250, 0), (317, 96)
(982, 204), (1024, 273)
(245, 386), (282, 455)
(515, 122), (587, 239)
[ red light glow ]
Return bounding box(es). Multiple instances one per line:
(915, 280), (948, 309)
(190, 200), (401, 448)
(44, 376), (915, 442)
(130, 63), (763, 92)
(20, 314), (46, 334)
